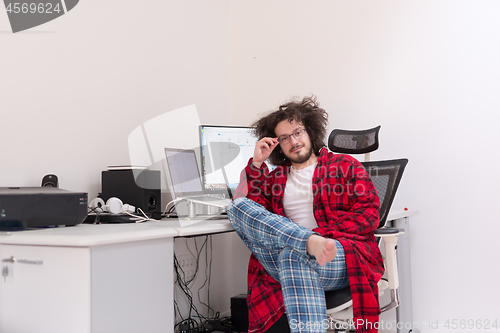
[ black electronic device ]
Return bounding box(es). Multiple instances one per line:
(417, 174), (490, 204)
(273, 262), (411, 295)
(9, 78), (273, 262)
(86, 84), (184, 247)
(231, 294), (249, 332)
(0, 187), (88, 229)
(41, 174), (59, 187)
(100, 169), (161, 219)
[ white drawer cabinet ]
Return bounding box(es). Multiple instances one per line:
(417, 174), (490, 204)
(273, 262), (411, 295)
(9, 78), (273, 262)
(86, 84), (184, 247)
(1, 244), (91, 333)
(0, 237), (174, 333)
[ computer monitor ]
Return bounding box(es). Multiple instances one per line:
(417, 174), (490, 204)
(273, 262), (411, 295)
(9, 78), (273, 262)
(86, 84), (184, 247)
(199, 125), (260, 198)
(164, 148), (205, 197)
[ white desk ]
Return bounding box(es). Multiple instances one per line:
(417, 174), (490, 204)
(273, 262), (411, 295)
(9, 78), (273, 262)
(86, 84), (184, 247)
(0, 219), (232, 333)
(0, 211), (417, 333)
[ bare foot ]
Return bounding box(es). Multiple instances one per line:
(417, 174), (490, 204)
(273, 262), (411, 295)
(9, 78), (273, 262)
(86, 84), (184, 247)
(306, 234), (337, 266)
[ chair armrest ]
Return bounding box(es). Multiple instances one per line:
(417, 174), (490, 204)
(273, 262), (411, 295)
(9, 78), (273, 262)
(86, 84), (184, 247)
(374, 227), (404, 236)
(375, 228), (404, 290)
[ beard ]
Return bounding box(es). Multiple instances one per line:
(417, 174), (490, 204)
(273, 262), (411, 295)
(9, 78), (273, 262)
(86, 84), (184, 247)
(286, 144), (314, 164)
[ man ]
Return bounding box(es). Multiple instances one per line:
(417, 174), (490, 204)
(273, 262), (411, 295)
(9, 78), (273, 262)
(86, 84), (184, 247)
(227, 96), (384, 333)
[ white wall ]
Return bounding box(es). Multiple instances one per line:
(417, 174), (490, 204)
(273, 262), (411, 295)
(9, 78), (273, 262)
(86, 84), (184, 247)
(0, 0), (238, 324)
(2, 0), (500, 330)
(0, 0), (232, 199)
(231, 0), (500, 331)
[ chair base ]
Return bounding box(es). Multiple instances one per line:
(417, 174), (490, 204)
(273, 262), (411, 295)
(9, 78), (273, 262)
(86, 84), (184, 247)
(326, 278), (391, 332)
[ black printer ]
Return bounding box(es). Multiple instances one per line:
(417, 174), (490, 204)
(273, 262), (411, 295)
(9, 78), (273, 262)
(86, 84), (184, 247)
(0, 187), (88, 229)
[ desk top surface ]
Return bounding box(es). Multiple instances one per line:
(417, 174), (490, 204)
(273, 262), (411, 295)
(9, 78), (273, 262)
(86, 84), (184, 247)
(0, 210), (417, 247)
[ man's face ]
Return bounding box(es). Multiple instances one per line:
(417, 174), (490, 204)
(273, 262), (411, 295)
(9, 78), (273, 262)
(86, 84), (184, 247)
(274, 119), (314, 165)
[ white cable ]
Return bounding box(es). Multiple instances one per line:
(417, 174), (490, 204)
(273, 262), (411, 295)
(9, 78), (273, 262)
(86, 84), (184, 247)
(120, 207), (154, 223)
(163, 198), (186, 216)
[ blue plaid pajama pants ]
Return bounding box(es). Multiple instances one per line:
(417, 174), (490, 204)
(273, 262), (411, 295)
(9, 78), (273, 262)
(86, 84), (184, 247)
(227, 197), (349, 333)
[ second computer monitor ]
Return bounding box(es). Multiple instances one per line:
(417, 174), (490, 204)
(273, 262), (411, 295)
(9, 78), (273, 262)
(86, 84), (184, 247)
(199, 125), (259, 198)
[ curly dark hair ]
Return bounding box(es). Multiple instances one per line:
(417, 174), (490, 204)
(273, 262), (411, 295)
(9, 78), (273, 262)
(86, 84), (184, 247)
(252, 95), (329, 166)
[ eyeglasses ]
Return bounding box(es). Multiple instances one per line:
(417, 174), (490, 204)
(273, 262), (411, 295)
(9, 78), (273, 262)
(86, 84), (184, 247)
(277, 128), (307, 145)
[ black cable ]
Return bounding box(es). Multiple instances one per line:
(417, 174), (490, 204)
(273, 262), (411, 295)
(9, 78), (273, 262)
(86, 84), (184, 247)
(174, 253), (200, 329)
(176, 260), (195, 321)
(174, 235), (223, 332)
(197, 235), (214, 318)
(86, 207), (102, 224)
(190, 237), (209, 322)
(174, 240), (205, 330)
(161, 201), (176, 218)
(173, 255), (187, 324)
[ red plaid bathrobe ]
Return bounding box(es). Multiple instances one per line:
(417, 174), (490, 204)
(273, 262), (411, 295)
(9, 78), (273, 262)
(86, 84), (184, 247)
(233, 148), (384, 333)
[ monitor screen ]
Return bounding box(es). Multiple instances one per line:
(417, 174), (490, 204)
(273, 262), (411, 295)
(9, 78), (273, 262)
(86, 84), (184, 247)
(199, 125), (260, 198)
(164, 148), (204, 197)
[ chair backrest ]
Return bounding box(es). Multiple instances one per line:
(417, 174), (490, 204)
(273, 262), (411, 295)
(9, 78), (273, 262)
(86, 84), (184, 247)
(362, 159), (408, 229)
(328, 125), (381, 161)
(327, 126), (407, 227)
(324, 157), (408, 312)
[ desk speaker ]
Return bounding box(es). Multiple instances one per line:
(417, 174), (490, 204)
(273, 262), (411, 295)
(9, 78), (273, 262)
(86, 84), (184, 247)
(231, 294), (249, 332)
(100, 169), (161, 219)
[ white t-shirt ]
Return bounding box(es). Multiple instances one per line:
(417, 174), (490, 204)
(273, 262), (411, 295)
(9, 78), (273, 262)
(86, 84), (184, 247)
(283, 163), (318, 230)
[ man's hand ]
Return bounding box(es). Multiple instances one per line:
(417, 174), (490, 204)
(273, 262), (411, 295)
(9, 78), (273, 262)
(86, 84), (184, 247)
(252, 137), (279, 168)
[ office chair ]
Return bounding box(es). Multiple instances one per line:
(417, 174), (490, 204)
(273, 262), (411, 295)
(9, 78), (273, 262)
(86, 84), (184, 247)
(325, 126), (409, 332)
(328, 125), (380, 162)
